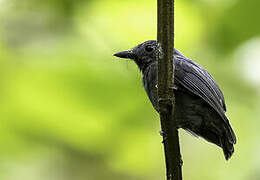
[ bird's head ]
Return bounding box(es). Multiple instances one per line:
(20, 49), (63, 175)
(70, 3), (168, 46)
(114, 40), (158, 70)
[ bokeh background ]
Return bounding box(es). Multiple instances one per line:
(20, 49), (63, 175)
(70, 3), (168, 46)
(0, 0), (259, 179)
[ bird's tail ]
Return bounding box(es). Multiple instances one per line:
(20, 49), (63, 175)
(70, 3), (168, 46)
(220, 133), (235, 160)
(197, 117), (236, 160)
(219, 117), (236, 160)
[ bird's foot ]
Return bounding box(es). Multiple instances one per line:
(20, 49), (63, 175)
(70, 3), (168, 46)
(179, 158), (183, 166)
(159, 130), (164, 136)
(159, 130), (167, 143)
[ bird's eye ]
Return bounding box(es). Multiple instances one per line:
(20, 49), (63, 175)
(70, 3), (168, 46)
(145, 45), (154, 52)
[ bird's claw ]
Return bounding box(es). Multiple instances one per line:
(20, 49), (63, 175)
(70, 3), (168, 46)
(159, 130), (164, 136)
(159, 130), (167, 143)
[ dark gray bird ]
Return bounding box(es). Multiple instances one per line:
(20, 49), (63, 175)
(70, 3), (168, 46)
(114, 40), (236, 160)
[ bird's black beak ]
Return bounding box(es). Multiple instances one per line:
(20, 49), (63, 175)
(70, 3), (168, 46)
(113, 50), (134, 59)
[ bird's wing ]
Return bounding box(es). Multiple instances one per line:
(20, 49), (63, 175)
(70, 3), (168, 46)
(174, 54), (236, 143)
(171, 51), (235, 144)
(174, 54), (227, 117)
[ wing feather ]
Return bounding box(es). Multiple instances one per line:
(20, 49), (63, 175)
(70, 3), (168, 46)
(174, 54), (226, 114)
(174, 53), (236, 143)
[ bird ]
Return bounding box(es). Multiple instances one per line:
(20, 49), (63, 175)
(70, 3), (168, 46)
(114, 40), (236, 160)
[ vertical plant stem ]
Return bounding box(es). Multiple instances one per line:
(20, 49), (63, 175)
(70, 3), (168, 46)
(157, 0), (182, 179)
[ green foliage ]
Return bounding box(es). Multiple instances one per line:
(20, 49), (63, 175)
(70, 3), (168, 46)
(0, 0), (259, 179)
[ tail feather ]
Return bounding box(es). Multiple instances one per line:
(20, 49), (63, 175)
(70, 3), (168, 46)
(220, 135), (234, 160)
(186, 119), (236, 160)
(206, 110), (236, 160)
(225, 119), (237, 144)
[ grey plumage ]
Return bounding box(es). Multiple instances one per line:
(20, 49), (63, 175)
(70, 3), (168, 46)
(114, 40), (236, 160)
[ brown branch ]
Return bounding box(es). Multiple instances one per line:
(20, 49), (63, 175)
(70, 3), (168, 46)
(157, 0), (182, 179)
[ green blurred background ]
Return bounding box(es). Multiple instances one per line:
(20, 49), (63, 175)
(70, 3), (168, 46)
(0, 0), (259, 179)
